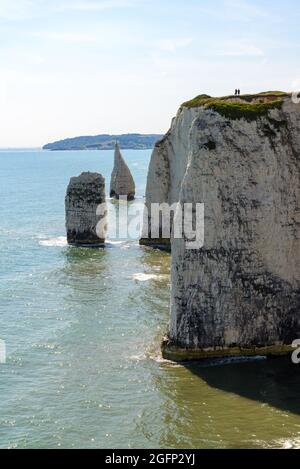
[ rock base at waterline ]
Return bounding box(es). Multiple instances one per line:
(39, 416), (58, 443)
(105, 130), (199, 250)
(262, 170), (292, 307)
(139, 237), (171, 251)
(161, 338), (294, 362)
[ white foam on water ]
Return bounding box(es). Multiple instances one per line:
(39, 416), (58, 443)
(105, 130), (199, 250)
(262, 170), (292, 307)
(129, 346), (183, 367)
(149, 353), (183, 367)
(106, 240), (126, 245)
(129, 353), (147, 362)
(39, 236), (67, 247)
(32, 343), (60, 350)
(39, 237), (136, 248)
(263, 436), (300, 449)
(0, 339), (6, 364)
(131, 273), (166, 282)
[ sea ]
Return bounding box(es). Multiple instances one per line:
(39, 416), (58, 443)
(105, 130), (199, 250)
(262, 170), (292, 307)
(0, 149), (300, 449)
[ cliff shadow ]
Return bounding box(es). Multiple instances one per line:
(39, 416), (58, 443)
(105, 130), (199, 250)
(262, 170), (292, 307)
(59, 245), (110, 291)
(185, 356), (300, 416)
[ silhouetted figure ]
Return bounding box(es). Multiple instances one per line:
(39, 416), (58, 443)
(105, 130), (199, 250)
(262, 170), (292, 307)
(235, 89), (237, 95)
(238, 89), (241, 95)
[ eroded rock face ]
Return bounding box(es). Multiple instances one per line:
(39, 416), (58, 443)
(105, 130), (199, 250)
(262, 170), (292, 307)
(140, 107), (198, 249)
(65, 172), (107, 246)
(143, 94), (300, 359)
(110, 142), (135, 200)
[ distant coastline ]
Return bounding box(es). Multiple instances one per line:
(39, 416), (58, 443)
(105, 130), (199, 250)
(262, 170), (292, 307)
(43, 133), (162, 151)
(0, 148), (42, 152)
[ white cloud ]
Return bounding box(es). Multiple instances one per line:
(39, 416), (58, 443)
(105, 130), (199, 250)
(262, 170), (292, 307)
(59, 0), (136, 12)
(223, 0), (268, 19)
(31, 31), (98, 43)
(156, 37), (193, 53)
(0, 46), (46, 65)
(195, 0), (273, 23)
(0, 0), (136, 21)
(220, 41), (264, 57)
(0, 0), (35, 20)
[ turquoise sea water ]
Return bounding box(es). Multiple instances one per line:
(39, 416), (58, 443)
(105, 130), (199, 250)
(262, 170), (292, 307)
(1, 149), (300, 449)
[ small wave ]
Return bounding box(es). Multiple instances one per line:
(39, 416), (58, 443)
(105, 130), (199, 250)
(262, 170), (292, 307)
(149, 353), (183, 367)
(39, 236), (67, 247)
(129, 349), (183, 367)
(32, 343), (60, 350)
(262, 436), (300, 449)
(131, 273), (166, 282)
(106, 240), (127, 245)
(277, 438), (300, 449)
(129, 353), (147, 362)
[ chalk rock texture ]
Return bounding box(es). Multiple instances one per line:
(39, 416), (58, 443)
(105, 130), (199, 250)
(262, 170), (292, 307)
(140, 106), (199, 249)
(110, 142), (135, 200)
(142, 93), (300, 359)
(65, 172), (107, 245)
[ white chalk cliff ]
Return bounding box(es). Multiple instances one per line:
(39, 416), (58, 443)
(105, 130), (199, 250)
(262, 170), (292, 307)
(110, 142), (135, 200)
(141, 92), (300, 360)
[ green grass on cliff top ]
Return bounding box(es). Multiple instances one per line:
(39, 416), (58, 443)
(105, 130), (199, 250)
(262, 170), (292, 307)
(181, 91), (290, 121)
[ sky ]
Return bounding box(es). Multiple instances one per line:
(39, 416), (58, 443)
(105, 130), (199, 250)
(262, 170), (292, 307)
(0, 0), (300, 147)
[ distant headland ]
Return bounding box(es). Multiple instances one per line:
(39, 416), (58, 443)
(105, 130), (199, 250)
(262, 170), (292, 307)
(43, 133), (163, 151)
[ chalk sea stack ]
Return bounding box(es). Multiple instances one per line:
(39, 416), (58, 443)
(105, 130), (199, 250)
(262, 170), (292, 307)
(110, 142), (135, 200)
(65, 172), (107, 246)
(142, 92), (300, 360)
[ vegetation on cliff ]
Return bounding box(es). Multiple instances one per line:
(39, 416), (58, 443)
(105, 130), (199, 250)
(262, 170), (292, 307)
(206, 99), (283, 121)
(181, 91), (290, 122)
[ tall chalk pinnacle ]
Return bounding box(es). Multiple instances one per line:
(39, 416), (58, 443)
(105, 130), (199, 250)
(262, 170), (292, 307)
(110, 142), (135, 200)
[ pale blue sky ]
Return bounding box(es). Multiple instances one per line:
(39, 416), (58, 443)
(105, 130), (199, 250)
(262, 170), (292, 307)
(0, 0), (300, 147)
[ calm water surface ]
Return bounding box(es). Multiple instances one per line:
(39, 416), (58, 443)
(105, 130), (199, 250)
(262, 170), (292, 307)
(0, 149), (300, 449)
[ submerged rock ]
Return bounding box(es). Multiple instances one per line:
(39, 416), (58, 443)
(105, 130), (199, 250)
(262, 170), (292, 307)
(110, 142), (135, 200)
(65, 172), (107, 246)
(142, 92), (300, 360)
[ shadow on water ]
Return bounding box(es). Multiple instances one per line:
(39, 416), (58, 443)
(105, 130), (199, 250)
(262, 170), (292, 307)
(186, 356), (300, 416)
(151, 356), (300, 449)
(63, 245), (108, 270)
(58, 245), (110, 294)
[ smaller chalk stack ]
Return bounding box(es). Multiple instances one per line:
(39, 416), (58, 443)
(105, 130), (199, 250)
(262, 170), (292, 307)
(110, 142), (135, 200)
(65, 172), (107, 246)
